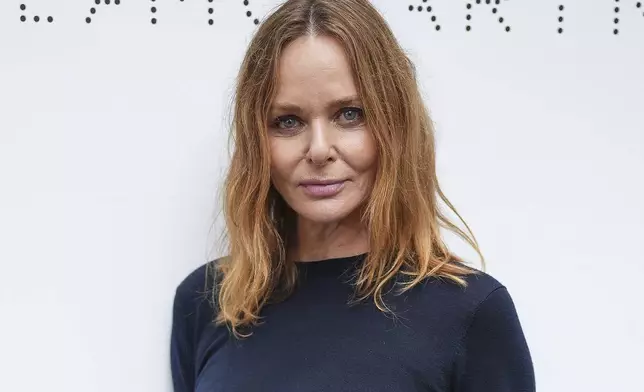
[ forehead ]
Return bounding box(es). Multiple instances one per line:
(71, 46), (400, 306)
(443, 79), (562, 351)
(274, 35), (358, 106)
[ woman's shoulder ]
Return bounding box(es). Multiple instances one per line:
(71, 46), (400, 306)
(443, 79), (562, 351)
(459, 268), (507, 302)
(173, 257), (225, 319)
(410, 266), (511, 317)
(170, 259), (228, 390)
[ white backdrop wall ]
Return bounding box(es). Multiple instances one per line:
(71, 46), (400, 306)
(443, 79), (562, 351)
(1, 1), (642, 391)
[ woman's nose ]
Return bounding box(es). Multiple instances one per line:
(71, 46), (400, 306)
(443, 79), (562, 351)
(306, 120), (336, 166)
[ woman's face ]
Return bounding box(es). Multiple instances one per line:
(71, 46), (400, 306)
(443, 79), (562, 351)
(268, 35), (377, 225)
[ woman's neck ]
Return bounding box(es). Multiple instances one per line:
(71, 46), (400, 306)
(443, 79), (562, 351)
(290, 212), (369, 262)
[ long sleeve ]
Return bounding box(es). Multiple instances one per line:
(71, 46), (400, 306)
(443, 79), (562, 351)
(170, 287), (196, 392)
(452, 286), (536, 392)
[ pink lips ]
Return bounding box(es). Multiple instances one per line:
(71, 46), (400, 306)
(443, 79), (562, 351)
(300, 180), (346, 197)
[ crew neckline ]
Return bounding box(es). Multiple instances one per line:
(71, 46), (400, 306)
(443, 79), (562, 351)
(294, 252), (367, 267)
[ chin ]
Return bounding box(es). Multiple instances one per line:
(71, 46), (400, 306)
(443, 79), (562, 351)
(292, 199), (359, 224)
(298, 211), (351, 224)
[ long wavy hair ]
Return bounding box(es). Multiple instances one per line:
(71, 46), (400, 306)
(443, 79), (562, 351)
(215, 0), (484, 337)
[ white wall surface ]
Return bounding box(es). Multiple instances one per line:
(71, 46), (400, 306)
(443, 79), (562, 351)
(1, 1), (642, 391)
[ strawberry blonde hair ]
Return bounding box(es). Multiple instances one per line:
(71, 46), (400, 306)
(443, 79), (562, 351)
(215, 0), (483, 337)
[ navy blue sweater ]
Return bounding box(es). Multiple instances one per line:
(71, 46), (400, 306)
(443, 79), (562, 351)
(170, 254), (535, 391)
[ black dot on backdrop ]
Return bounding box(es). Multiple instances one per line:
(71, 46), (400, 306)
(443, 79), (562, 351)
(492, 8), (497, 14)
(486, 0), (490, 4)
(254, 19), (259, 25)
(466, 14), (471, 20)
(20, 15), (26, 22)
(105, 0), (110, 4)
(95, 0), (100, 4)
(505, 26), (510, 32)
(426, 6), (431, 12)
(209, 19), (214, 25)
(467, 4), (472, 10)
(151, 18), (157, 24)
(431, 15), (436, 22)
(559, 16), (563, 22)
(499, 17), (504, 23)
(614, 29), (619, 35)
(435, 25), (440, 31)
(34, 16), (39, 22)
(209, 8), (214, 14)
(466, 25), (471, 31)
(614, 18), (619, 24)
(495, 0), (500, 4)
(86, 17), (91, 23)
(408, 5), (413, 11)
(417, 6), (422, 12)
(48, 16), (53, 23)
(20, 4), (26, 11)
(558, 27), (563, 34)
(115, 0), (120, 4)
(245, 0), (252, 17)
(91, 8), (96, 14)
(559, 5), (564, 11)
(476, 0), (481, 4)
(638, 2), (642, 7)
(615, 7), (619, 12)
(151, 7), (157, 13)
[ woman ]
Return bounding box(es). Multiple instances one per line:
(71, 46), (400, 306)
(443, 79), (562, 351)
(171, 0), (535, 391)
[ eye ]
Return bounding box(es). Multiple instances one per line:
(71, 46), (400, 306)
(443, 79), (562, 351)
(337, 107), (364, 125)
(272, 115), (302, 130)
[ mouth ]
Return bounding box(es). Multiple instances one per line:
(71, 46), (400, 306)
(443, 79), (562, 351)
(299, 179), (347, 197)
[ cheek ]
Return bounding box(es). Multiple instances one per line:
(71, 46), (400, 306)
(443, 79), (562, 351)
(346, 128), (378, 173)
(269, 140), (299, 185)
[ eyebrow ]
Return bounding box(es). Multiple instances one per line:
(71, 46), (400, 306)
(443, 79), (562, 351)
(270, 95), (362, 115)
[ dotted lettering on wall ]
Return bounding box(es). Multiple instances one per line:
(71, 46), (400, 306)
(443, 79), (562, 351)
(19, 3), (54, 24)
(408, 0), (512, 32)
(613, 0), (623, 35)
(463, 0), (511, 33)
(85, 0), (121, 24)
(12, 1), (644, 33)
(243, 0), (261, 25)
(208, 0), (215, 26)
(613, 0), (644, 34)
(408, 0), (442, 31)
(145, 0), (216, 26)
